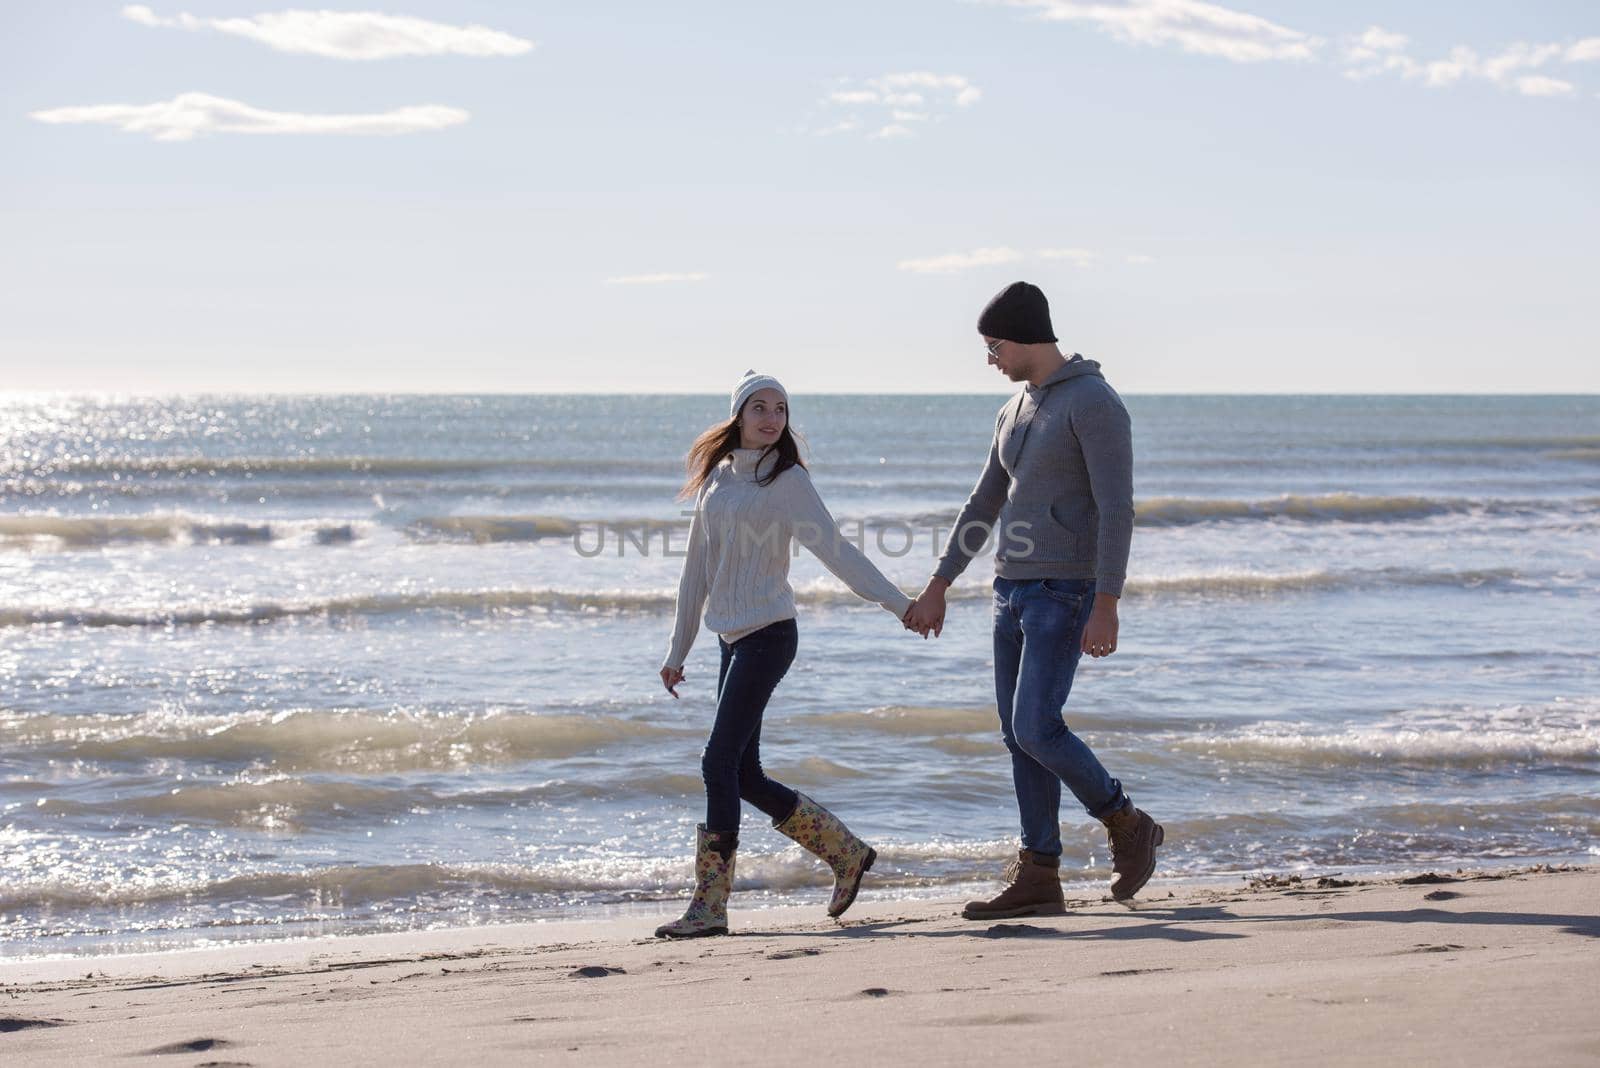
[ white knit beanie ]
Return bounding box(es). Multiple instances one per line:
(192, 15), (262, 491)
(729, 369), (788, 420)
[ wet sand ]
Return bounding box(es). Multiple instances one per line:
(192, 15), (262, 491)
(3, 865), (1596, 1066)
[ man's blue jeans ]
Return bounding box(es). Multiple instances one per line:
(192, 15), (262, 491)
(993, 577), (1128, 856)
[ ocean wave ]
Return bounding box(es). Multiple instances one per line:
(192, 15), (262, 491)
(405, 514), (685, 543)
(1129, 566), (1530, 596)
(29, 762), (886, 830)
(0, 563), (1557, 629)
(7, 493), (1595, 556)
(0, 708), (694, 772)
(799, 704), (1173, 736)
(887, 493), (1598, 532)
(8, 455), (676, 478)
(33, 772), (711, 830)
(9, 810), (1594, 919)
(0, 839), (1038, 913)
(0, 514), (367, 548)
(1176, 704), (1600, 769)
(1135, 493), (1544, 525)
(0, 589), (684, 627)
(1420, 435), (1600, 451)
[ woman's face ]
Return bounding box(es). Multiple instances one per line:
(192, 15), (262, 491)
(738, 388), (787, 449)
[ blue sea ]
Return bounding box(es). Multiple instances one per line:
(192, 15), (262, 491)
(1, 393), (1596, 957)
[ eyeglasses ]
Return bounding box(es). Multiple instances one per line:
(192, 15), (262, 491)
(984, 338), (1005, 358)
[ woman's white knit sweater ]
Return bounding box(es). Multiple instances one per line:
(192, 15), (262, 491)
(663, 449), (913, 669)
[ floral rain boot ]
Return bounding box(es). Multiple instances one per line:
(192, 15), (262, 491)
(654, 825), (737, 939)
(773, 792), (877, 918)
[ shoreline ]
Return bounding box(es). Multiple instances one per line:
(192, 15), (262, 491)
(6, 854), (1591, 965)
(5, 863), (1596, 1064)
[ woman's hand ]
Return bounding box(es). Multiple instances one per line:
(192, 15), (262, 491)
(904, 578), (948, 638)
(660, 666), (685, 698)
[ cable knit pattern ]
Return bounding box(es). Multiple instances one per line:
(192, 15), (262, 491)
(663, 449), (913, 670)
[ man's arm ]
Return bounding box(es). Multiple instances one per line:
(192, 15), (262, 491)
(908, 424), (1009, 636)
(1075, 398), (1134, 658)
(933, 430), (1008, 586)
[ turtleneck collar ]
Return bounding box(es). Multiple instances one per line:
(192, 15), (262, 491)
(726, 447), (777, 479)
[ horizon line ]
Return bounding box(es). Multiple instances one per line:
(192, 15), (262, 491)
(3, 389), (1597, 400)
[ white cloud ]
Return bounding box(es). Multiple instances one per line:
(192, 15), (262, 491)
(29, 92), (468, 141)
(1481, 42), (1564, 83)
(1421, 47), (1477, 88)
(1125, 253), (1156, 264)
(121, 5), (533, 60)
(1514, 75), (1576, 97)
(812, 71), (980, 139)
(989, 5), (1593, 102)
(1038, 247), (1097, 267)
(1341, 28), (1592, 99)
(1343, 24), (1408, 68)
(996, 0), (1320, 64)
(604, 273), (709, 285)
(897, 247), (1025, 274)
(1356, 26), (1408, 54)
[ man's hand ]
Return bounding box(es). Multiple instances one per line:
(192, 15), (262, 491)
(1081, 593), (1119, 658)
(904, 578), (949, 639)
(660, 666), (685, 697)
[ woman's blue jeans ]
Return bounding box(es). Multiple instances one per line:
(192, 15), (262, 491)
(702, 618), (801, 834)
(993, 577), (1127, 856)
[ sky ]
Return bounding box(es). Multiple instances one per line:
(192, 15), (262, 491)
(2, 1), (1597, 395)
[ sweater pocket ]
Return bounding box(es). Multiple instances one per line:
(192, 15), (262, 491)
(998, 500), (1078, 565)
(1046, 498), (1096, 563)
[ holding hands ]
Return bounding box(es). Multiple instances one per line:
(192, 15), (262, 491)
(902, 578), (948, 639)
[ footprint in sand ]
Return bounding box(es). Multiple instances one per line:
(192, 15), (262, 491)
(980, 923), (1052, 938)
(0, 1018), (67, 1033)
(766, 948), (822, 960)
(1100, 967), (1175, 977)
(138, 1036), (234, 1055)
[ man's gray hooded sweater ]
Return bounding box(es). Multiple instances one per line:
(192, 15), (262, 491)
(934, 356), (1134, 596)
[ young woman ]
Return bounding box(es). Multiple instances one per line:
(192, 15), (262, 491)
(655, 370), (917, 938)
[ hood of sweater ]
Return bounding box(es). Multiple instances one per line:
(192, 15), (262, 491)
(1025, 354), (1102, 398)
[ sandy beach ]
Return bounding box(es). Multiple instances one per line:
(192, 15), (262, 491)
(4, 864), (1596, 1065)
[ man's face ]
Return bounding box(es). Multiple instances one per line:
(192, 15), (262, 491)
(983, 336), (1028, 382)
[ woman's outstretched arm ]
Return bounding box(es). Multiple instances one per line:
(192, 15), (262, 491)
(781, 467), (914, 622)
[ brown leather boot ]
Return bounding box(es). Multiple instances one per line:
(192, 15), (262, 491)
(961, 850), (1066, 920)
(1102, 802), (1164, 901)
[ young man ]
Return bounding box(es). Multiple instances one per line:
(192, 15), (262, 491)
(905, 281), (1162, 918)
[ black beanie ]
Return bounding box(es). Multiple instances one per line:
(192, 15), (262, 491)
(977, 281), (1057, 344)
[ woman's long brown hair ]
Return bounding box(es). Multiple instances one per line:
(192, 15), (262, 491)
(678, 406), (806, 500)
